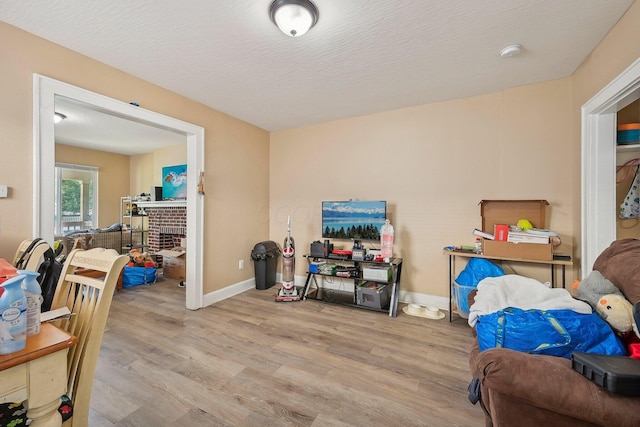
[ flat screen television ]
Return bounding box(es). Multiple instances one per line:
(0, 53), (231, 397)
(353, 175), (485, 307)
(322, 200), (387, 241)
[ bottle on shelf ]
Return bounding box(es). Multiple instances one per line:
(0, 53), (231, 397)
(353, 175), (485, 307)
(474, 238), (483, 254)
(380, 219), (394, 262)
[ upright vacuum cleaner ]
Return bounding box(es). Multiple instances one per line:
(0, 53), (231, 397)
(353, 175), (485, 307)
(276, 216), (300, 302)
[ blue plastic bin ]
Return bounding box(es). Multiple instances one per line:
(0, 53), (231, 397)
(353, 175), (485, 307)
(453, 281), (475, 319)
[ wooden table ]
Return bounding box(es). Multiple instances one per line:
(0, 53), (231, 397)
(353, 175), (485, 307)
(0, 322), (76, 427)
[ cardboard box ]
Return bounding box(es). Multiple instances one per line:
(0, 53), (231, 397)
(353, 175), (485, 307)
(482, 239), (553, 261)
(479, 200), (553, 261)
(158, 247), (186, 281)
(480, 200), (549, 231)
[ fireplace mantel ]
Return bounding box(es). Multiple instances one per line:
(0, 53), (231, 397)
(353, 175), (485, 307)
(135, 200), (186, 208)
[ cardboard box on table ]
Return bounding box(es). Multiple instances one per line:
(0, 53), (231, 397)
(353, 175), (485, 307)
(479, 200), (553, 261)
(157, 247), (186, 281)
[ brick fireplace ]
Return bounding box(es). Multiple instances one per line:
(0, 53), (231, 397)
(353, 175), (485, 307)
(145, 206), (187, 254)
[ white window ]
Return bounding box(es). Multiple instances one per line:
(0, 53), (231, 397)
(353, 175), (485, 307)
(54, 163), (98, 235)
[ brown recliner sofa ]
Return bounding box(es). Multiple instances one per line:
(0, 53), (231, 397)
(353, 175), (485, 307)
(468, 238), (640, 427)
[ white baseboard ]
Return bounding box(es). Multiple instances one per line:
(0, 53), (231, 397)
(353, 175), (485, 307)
(399, 290), (449, 312)
(203, 278), (255, 306)
(203, 274), (450, 313)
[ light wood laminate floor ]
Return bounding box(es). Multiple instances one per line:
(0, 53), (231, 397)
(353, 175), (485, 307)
(90, 278), (484, 426)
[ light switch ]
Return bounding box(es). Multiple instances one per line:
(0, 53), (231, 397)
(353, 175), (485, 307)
(0, 185), (7, 198)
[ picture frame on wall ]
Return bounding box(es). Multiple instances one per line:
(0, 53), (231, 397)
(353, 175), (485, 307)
(162, 164), (187, 200)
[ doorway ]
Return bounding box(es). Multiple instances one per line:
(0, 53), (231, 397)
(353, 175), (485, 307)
(33, 75), (205, 309)
(582, 56), (640, 276)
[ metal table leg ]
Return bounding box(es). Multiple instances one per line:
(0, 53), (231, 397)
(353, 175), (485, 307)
(449, 254), (453, 322)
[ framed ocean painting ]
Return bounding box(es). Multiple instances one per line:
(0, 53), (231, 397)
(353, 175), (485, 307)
(162, 164), (187, 199)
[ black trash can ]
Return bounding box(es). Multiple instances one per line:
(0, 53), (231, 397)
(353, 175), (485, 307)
(251, 241), (280, 290)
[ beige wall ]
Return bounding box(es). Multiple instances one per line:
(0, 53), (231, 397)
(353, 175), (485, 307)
(0, 21), (270, 295)
(130, 153), (153, 198)
(270, 79), (573, 298)
(130, 142), (187, 196)
(55, 144), (130, 227)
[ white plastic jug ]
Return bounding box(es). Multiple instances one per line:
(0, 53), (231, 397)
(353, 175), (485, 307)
(19, 270), (42, 336)
(380, 219), (394, 262)
(0, 274), (27, 355)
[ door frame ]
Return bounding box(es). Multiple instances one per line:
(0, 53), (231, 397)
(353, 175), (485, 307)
(581, 56), (640, 276)
(33, 74), (205, 309)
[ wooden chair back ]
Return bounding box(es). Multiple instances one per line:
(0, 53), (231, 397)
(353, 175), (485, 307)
(50, 248), (128, 427)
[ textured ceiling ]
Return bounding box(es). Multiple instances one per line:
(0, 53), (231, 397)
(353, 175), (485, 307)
(0, 0), (635, 148)
(54, 96), (187, 155)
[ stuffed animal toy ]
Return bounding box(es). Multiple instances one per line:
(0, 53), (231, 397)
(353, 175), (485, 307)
(594, 294), (640, 361)
(596, 294), (640, 337)
(127, 249), (156, 268)
(573, 270), (624, 309)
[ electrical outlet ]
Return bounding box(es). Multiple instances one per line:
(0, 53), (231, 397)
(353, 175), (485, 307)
(239, 259), (245, 270)
(0, 185), (7, 198)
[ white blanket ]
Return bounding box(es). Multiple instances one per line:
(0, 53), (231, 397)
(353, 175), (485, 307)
(467, 274), (592, 327)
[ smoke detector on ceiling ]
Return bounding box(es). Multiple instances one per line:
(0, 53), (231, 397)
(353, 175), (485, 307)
(500, 44), (522, 58)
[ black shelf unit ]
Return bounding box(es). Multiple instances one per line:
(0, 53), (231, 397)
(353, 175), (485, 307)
(301, 254), (403, 317)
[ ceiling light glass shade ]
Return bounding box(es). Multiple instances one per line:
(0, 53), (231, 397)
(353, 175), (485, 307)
(270, 0), (318, 37)
(500, 44), (522, 58)
(54, 112), (66, 123)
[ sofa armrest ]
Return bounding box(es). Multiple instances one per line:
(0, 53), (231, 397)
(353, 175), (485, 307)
(470, 344), (640, 427)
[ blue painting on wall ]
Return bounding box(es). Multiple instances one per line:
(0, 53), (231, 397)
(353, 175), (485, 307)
(162, 164), (187, 200)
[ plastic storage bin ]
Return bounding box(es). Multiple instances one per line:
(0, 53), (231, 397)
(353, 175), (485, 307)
(356, 282), (390, 309)
(453, 281), (475, 319)
(251, 241), (280, 290)
(617, 123), (640, 145)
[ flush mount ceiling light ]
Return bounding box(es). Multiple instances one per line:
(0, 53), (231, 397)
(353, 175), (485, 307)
(500, 44), (522, 58)
(54, 112), (67, 123)
(269, 0), (318, 37)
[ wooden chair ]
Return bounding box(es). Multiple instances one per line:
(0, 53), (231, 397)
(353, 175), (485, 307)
(49, 247), (129, 427)
(13, 238), (50, 271)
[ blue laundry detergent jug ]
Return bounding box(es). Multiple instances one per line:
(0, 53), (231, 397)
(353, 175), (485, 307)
(0, 274), (27, 354)
(18, 270), (42, 336)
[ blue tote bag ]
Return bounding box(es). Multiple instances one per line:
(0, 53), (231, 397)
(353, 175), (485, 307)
(476, 307), (626, 359)
(122, 266), (157, 288)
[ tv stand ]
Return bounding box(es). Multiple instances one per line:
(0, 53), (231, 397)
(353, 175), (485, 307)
(301, 254), (403, 317)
